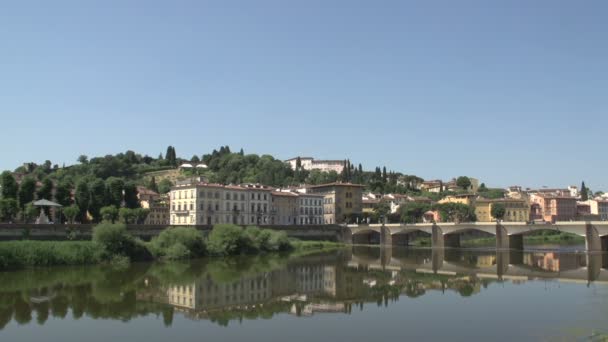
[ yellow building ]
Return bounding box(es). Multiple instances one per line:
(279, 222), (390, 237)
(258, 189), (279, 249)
(475, 198), (530, 222)
(438, 194), (476, 206)
(307, 182), (364, 224)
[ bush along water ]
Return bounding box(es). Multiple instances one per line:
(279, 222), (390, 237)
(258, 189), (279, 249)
(0, 224), (305, 270)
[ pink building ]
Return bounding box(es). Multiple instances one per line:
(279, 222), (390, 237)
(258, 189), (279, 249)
(530, 194), (577, 223)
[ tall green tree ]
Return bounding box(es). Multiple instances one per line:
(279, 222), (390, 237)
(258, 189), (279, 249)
(456, 176), (472, 191)
(88, 179), (106, 222)
(123, 182), (140, 209)
(18, 177), (36, 210)
(0, 199), (18, 222)
(105, 177), (124, 207)
(100, 205), (119, 223)
(0, 171), (18, 199)
(580, 181), (588, 201)
(63, 205), (79, 224)
(36, 178), (54, 200)
(491, 203), (506, 221)
(157, 178), (173, 194)
(74, 180), (90, 222)
(55, 181), (73, 206)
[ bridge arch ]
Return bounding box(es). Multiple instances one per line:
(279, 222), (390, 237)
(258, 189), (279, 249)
(351, 228), (381, 245)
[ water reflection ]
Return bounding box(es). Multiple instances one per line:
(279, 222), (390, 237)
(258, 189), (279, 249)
(0, 247), (607, 330)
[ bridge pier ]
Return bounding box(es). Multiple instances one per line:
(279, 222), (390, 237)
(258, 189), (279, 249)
(380, 247), (392, 268)
(587, 254), (603, 283)
(341, 227), (353, 244)
(381, 225), (392, 246)
(585, 224), (602, 252)
(432, 249), (444, 273)
(432, 224), (444, 248)
(496, 224), (509, 249)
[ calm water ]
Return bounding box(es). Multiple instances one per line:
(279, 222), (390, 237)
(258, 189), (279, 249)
(1, 247), (608, 341)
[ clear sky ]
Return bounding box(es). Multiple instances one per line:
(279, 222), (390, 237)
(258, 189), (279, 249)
(1, 0), (606, 190)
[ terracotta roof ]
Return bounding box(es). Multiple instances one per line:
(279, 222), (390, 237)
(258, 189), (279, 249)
(308, 182), (365, 188)
(271, 191), (299, 197)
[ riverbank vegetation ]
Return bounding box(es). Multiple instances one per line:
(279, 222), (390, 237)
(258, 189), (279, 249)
(0, 224), (344, 270)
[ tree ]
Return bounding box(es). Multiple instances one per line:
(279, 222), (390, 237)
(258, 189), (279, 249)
(74, 180), (90, 222)
(55, 181), (73, 207)
(77, 155), (88, 164)
(491, 203), (506, 221)
(100, 205), (119, 223)
(105, 178), (124, 207)
(148, 176), (159, 193)
(134, 208), (151, 224)
(399, 202), (432, 223)
(0, 171), (18, 199)
(63, 205), (79, 224)
(157, 179), (173, 195)
(165, 146), (177, 167)
(0, 199), (18, 222)
(373, 201), (391, 223)
(36, 178), (54, 200)
(191, 155), (200, 163)
(23, 203), (39, 223)
(18, 177), (36, 214)
(119, 207), (137, 224)
(123, 182), (140, 209)
(456, 176), (472, 191)
(436, 203), (477, 223)
(478, 183), (488, 192)
(88, 179), (106, 222)
(581, 181), (588, 201)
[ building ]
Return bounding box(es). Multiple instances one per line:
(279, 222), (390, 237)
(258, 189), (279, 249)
(475, 198), (530, 222)
(307, 182), (364, 224)
(382, 194), (410, 214)
(285, 157), (345, 174)
(438, 194), (476, 206)
(297, 193), (325, 225)
(137, 187), (169, 225)
(529, 193), (577, 222)
(578, 200), (608, 221)
(271, 191), (298, 225)
(169, 182), (273, 226)
(420, 180), (443, 193)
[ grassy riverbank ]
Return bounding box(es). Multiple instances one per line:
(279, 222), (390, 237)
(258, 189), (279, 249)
(0, 224), (345, 270)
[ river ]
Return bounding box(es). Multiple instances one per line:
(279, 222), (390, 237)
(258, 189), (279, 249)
(1, 246), (607, 341)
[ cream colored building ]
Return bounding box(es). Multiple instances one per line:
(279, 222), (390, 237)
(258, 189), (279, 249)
(170, 182), (273, 226)
(297, 193), (325, 225)
(271, 191), (298, 225)
(307, 182), (364, 224)
(285, 157), (345, 173)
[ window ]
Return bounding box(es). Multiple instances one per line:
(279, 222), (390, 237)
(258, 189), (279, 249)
(264, 194), (267, 200)
(241, 194), (245, 201)
(226, 193), (230, 200)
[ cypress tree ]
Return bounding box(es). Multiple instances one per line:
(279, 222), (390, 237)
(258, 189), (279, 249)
(581, 181), (588, 201)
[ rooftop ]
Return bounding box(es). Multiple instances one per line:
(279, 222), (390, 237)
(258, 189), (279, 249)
(307, 182), (365, 189)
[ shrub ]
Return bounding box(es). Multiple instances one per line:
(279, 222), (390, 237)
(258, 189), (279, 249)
(92, 223), (138, 259)
(267, 230), (292, 252)
(165, 243), (191, 260)
(149, 227), (206, 259)
(207, 224), (250, 256)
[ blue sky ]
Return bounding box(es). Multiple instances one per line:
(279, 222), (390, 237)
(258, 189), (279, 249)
(1, 0), (606, 190)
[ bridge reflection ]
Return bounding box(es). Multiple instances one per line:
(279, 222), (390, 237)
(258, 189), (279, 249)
(348, 246), (608, 284)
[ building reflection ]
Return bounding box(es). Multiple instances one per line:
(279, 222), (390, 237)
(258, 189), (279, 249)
(0, 247), (607, 330)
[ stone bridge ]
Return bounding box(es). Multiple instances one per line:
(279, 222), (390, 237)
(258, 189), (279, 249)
(344, 222), (608, 252)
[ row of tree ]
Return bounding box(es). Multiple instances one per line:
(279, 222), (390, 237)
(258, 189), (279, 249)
(0, 171), (145, 223)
